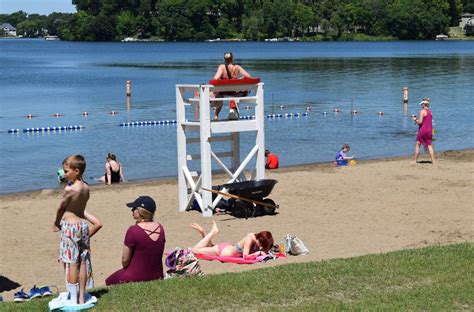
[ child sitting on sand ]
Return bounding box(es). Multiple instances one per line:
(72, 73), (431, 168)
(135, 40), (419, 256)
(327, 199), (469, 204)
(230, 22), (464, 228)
(51, 155), (102, 307)
(335, 144), (355, 166)
(190, 221), (274, 259)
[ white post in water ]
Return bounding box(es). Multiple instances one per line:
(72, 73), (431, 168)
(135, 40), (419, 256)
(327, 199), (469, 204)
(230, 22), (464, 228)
(175, 81), (265, 216)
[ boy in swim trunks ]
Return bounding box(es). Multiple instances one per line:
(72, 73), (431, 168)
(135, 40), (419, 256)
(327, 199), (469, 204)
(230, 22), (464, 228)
(52, 155), (102, 305)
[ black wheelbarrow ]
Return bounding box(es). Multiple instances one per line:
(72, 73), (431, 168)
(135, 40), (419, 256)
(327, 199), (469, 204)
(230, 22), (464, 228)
(216, 179), (279, 218)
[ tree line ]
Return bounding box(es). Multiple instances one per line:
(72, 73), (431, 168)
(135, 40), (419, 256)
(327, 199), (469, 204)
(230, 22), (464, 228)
(1, 0), (472, 41)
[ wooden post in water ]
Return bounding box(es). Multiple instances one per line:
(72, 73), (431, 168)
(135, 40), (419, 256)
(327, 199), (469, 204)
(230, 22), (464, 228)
(403, 87), (408, 115)
(126, 80), (132, 110)
(126, 80), (131, 97)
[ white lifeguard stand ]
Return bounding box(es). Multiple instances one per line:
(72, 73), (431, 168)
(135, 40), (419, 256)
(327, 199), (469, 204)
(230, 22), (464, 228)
(176, 80), (265, 217)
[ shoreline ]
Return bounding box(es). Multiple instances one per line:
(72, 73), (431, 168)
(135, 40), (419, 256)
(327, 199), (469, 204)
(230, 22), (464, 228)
(3, 36), (474, 42)
(1, 147), (473, 198)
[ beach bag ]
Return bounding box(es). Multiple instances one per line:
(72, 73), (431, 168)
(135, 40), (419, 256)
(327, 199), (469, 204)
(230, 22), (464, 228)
(165, 248), (181, 271)
(165, 248), (203, 278)
(282, 234), (309, 256)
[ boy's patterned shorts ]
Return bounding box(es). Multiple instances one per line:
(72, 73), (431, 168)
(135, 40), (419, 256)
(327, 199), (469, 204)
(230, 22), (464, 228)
(59, 220), (90, 263)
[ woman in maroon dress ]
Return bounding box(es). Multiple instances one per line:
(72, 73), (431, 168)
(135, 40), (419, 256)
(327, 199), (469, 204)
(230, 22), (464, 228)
(105, 196), (165, 285)
(412, 99), (435, 164)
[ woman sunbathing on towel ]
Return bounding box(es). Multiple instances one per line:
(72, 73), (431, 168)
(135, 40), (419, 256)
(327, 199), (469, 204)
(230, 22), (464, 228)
(190, 221), (274, 259)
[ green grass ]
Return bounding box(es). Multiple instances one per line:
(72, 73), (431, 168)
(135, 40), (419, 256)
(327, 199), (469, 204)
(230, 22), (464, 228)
(3, 243), (472, 311)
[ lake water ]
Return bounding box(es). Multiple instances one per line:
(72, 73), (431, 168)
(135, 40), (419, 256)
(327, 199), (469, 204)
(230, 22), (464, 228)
(0, 40), (473, 194)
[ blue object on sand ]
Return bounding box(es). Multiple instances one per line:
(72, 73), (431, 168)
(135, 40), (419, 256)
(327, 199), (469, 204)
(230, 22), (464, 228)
(49, 292), (97, 311)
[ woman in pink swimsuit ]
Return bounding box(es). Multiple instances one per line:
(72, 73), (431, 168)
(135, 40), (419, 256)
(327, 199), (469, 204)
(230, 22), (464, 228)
(190, 221), (274, 259)
(412, 99), (435, 164)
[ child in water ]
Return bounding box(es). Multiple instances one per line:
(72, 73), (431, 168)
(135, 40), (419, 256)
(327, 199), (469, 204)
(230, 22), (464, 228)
(335, 144), (355, 166)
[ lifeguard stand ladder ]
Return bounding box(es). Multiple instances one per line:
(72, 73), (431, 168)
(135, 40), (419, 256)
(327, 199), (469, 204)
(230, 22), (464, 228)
(176, 80), (265, 217)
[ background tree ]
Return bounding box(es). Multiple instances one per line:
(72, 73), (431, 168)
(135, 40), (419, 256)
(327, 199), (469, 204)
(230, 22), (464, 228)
(386, 0), (449, 39)
(45, 13), (73, 36)
(72, 0), (102, 15)
(462, 0), (474, 13)
(16, 14), (47, 37)
(448, 0), (464, 26)
(116, 11), (137, 38)
(0, 0), (458, 41)
(329, 11), (344, 38)
(242, 13), (263, 40)
(157, 0), (195, 40)
(1, 11), (28, 27)
(294, 3), (314, 37)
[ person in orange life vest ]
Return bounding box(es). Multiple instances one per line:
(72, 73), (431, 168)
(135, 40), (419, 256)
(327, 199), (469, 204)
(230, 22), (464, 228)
(265, 150), (279, 169)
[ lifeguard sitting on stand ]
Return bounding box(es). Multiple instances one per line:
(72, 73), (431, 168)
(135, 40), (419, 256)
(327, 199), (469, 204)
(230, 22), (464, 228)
(210, 52), (252, 120)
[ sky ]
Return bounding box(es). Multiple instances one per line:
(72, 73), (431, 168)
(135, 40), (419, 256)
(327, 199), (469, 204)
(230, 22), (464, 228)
(0, 0), (76, 15)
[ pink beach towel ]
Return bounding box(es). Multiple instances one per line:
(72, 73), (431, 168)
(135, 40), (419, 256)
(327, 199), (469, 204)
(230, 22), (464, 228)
(195, 253), (286, 264)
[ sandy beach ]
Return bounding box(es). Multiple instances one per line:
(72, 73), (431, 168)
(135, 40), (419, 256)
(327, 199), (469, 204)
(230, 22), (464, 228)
(1, 149), (473, 301)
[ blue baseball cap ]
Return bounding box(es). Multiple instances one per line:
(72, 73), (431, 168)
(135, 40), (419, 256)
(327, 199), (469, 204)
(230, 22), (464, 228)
(126, 196), (156, 213)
